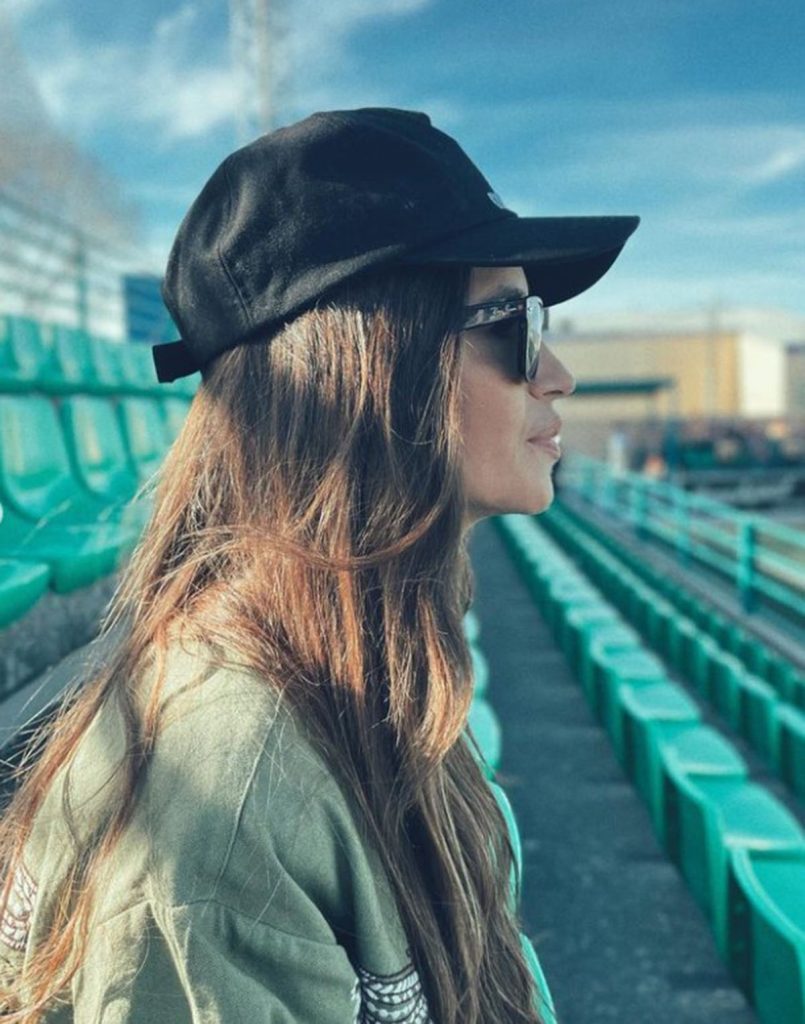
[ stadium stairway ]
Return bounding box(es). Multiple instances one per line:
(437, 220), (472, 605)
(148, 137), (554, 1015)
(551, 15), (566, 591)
(470, 510), (804, 1024)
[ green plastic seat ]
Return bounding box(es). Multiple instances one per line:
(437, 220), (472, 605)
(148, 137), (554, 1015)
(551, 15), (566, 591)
(87, 336), (128, 394)
(118, 342), (160, 397)
(642, 594), (676, 655)
(463, 609), (481, 644)
(487, 779), (522, 909)
(161, 396), (191, 442)
(0, 557), (50, 629)
(50, 325), (101, 393)
(0, 397), (138, 591)
(620, 681), (701, 793)
(545, 577), (601, 635)
(688, 632), (722, 700)
(562, 603), (621, 675)
(0, 315), (54, 391)
(466, 697), (502, 778)
(728, 847), (805, 1024)
(469, 644), (489, 698)
(59, 396), (152, 533)
(595, 648), (667, 748)
(778, 705), (805, 800)
(580, 624), (642, 706)
(666, 616), (700, 676)
(709, 650), (746, 729)
(117, 398), (171, 483)
(520, 932), (558, 1024)
(736, 672), (780, 769)
(664, 770), (804, 959)
(659, 728), (748, 855)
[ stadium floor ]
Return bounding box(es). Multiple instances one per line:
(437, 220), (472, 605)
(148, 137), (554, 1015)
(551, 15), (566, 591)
(468, 516), (759, 1024)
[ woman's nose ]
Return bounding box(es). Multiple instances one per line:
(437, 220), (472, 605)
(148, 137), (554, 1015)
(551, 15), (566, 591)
(528, 342), (576, 397)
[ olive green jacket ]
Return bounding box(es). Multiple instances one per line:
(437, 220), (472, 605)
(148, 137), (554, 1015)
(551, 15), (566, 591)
(1, 636), (556, 1022)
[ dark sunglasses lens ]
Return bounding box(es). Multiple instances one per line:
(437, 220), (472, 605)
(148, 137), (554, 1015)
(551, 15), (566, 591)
(526, 307), (541, 380)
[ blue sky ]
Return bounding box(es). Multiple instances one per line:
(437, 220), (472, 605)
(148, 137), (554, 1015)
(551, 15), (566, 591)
(6, 0), (805, 322)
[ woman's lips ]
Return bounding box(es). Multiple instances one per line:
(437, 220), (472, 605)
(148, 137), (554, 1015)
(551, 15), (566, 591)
(528, 435), (561, 459)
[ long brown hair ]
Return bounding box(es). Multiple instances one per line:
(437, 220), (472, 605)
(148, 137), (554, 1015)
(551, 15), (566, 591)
(0, 262), (544, 1022)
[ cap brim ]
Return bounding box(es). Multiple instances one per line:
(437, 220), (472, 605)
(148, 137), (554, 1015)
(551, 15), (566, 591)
(397, 214), (640, 307)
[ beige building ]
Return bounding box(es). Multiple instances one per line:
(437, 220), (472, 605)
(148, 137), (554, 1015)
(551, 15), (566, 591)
(545, 308), (805, 460)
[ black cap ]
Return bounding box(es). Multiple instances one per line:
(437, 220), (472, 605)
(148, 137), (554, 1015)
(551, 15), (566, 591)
(153, 107), (639, 383)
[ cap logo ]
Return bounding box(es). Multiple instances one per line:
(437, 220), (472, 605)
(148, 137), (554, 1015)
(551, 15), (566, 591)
(487, 190), (510, 211)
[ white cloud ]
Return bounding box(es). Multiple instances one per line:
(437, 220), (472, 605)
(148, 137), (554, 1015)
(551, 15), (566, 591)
(15, 0), (438, 145)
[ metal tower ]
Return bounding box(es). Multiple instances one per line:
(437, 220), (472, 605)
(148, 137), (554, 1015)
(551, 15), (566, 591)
(228, 0), (288, 143)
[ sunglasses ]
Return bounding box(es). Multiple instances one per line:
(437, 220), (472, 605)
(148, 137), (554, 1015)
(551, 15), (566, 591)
(458, 295), (546, 382)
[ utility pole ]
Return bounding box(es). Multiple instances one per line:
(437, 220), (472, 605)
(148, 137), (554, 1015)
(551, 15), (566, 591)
(229, 0), (288, 145)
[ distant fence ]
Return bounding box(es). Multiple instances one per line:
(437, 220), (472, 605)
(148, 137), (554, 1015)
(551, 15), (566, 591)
(0, 189), (171, 343)
(561, 454), (805, 630)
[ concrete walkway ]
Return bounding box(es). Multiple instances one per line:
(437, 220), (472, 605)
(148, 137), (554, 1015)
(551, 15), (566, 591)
(468, 517), (758, 1024)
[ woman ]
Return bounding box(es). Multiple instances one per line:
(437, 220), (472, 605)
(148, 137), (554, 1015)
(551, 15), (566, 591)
(0, 107), (638, 1023)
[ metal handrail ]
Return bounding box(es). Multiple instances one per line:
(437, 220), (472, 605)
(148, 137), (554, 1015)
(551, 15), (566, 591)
(561, 454), (805, 625)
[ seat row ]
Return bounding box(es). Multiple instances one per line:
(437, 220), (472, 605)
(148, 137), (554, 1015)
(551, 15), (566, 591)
(0, 314), (197, 398)
(0, 393), (190, 642)
(462, 609), (558, 1024)
(494, 512), (805, 1024)
(542, 500), (805, 801)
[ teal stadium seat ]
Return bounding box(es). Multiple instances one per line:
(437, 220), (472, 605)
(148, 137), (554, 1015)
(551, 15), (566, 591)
(520, 932), (558, 1024)
(49, 325), (100, 393)
(59, 396), (153, 533)
(663, 768), (804, 959)
(117, 398), (172, 483)
(120, 342), (163, 396)
(0, 396), (138, 591)
(487, 779), (522, 909)
(467, 696), (502, 779)
(88, 335), (128, 394)
(0, 558), (50, 629)
(0, 315), (54, 392)
(728, 847), (805, 1024)
(160, 396), (191, 442)
(778, 705), (805, 799)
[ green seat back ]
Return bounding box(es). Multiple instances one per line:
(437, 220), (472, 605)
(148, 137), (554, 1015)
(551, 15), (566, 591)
(60, 396), (135, 495)
(0, 395), (76, 518)
(51, 325), (95, 388)
(117, 398), (170, 478)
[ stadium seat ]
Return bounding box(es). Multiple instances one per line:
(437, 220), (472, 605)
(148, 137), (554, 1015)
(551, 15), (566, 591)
(778, 705), (805, 799)
(0, 557), (50, 630)
(0, 315), (54, 391)
(727, 846), (805, 1024)
(579, 623), (643, 706)
(88, 336), (128, 393)
(161, 396), (191, 441)
(116, 398), (172, 483)
(561, 604), (622, 675)
(49, 325), (102, 393)
(469, 644), (489, 698)
(639, 724), (747, 848)
(463, 608), (481, 644)
(592, 647), (667, 748)
(0, 397), (139, 590)
(736, 673), (780, 768)
(59, 396), (152, 532)
(619, 680), (701, 788)
(519, 932), (558, 1024)
(487, 779), (522, 909)
(467, 696), (502, 778)
(663, 769), (804, 958)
